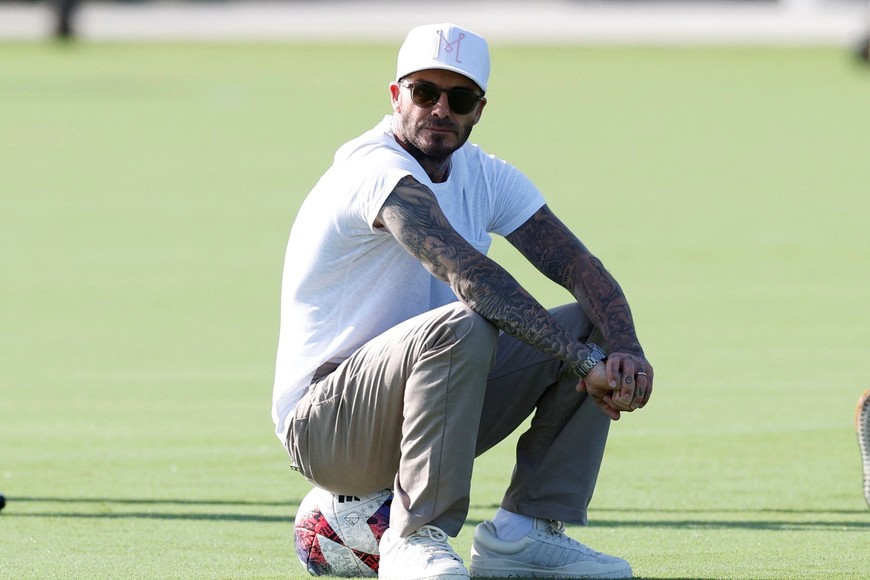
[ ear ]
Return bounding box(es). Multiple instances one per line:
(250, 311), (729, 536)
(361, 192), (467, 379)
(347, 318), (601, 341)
(389, 82), (401, 113)
(471, 97), (487, 126)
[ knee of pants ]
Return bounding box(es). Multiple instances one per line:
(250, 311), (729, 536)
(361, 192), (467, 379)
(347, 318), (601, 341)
(549, 303), (595, 342)
(440, 303), (499, 361)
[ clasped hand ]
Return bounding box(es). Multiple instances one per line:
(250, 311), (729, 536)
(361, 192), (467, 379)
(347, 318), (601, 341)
(577, 352), (653, 421)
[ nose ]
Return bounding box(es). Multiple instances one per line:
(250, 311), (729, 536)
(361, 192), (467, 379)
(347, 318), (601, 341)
(430, 90), (451, 116)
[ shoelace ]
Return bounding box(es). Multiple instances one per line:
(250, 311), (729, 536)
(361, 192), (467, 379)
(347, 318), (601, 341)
(546, 520), (567, 535)
(542, 520), (601, 556)
(408, 525), (460, 561)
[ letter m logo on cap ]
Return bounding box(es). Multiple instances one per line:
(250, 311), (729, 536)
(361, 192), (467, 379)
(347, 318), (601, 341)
(435, 28), (466, 64)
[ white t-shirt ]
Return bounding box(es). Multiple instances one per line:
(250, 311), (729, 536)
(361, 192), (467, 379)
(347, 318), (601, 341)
(272, 116), (545, 439)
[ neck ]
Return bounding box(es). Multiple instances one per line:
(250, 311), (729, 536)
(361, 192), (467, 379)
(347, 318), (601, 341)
(416, 156), (451, 183)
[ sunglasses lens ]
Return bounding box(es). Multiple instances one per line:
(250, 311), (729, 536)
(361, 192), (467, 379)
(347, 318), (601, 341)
(447, 90), (479, 115)
(410, 84), (441, 108)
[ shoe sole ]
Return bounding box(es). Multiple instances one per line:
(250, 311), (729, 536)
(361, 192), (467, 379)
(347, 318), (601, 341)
(471, 573), (629, 579)
(470, 562), (632, 579)
(378, 574), (468, 580)
(857, 387), (870, 508)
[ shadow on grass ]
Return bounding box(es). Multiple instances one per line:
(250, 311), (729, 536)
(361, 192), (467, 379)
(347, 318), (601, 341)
(466, 503), (870, 532)
(461, 517), (870, 532)
(472, 502), (870, 516)
(3, 495), (297, 523)
(5, 497), (869, 531)
(9, 496), (296, 507)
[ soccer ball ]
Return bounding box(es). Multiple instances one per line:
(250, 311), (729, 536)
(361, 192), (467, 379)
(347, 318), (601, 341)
(294, 486), (393, 577)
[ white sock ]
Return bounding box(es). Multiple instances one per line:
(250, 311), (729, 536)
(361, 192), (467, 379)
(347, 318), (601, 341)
(491, 508), (534, 541)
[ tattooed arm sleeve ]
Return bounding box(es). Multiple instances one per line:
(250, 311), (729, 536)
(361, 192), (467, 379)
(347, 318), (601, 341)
(505, 204), (643, 356)
(378, 175), (593, 366)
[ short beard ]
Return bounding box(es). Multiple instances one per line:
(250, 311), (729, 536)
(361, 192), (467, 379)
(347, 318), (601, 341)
(396, 115), (472, 162)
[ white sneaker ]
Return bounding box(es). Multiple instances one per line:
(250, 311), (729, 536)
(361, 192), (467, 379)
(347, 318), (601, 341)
(857, 387), (870, 507)
(470, 519), (632, 579)
(379, 524), (469, 580)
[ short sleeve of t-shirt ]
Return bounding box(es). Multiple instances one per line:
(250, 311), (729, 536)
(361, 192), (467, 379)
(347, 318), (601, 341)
(487, 159), (545, 237)
(339, 148), (428, 233)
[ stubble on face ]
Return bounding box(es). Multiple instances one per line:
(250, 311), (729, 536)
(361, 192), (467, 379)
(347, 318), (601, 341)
(396, 112), (473, 161)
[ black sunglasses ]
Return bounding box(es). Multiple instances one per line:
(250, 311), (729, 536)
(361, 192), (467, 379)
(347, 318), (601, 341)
(399, 80), (484, 115)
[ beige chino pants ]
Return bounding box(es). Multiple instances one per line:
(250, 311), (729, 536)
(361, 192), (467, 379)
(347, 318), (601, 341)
(285, 302), (610, 537)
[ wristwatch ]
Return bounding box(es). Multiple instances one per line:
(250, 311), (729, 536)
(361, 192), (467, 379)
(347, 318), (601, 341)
(575, 343), (607, 377)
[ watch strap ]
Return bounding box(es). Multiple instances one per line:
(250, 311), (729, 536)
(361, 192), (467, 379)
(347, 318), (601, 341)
(576, 343), (607, 377)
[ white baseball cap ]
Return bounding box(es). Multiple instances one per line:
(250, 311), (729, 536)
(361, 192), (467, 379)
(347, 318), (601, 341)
(395, 23), (490, 92)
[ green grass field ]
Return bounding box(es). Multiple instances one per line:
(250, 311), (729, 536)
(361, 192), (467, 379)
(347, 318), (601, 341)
(1, 41), (868, 579)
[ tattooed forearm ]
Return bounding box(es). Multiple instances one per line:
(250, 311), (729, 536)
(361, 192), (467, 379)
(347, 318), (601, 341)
(507, 205), (643, 355)
(574, 256), (641, 353)
(454, 261), (584, 363)
(380, 176), (590, 363)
